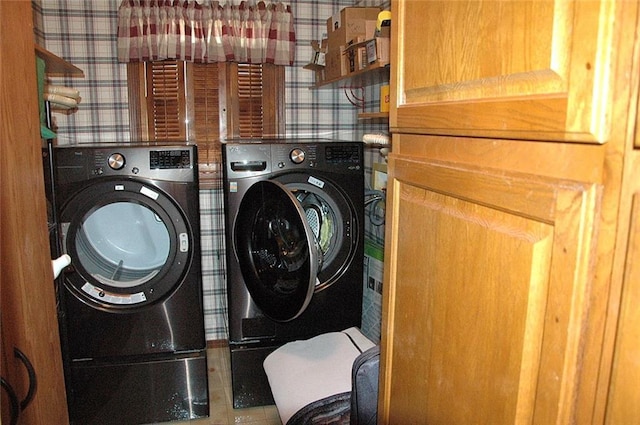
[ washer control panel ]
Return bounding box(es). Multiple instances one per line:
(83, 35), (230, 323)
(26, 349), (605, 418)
(224, 140), (363, 179)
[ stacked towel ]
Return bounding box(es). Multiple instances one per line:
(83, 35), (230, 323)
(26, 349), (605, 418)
(44, 84), (81, 109)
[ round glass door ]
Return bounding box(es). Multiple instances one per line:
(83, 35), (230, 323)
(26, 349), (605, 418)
(75, 202), (170, 286)
(235, 180), (320, 322)
(61, 180), (192, 310)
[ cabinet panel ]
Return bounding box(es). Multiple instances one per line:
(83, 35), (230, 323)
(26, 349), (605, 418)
(1, 1), (69, 424)
(391, 0), (616, 143)
(605, 192), (640, 424)
(379, 153), (601, 424)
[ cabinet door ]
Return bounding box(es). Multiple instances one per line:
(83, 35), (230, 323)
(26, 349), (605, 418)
(0, 1), (69, 424)
(390, 0), (620, 143)
(379, 152), (601, 424)
(605, 168), (640, 424)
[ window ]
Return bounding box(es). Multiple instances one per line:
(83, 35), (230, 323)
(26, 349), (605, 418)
(127, 61), (285, 188)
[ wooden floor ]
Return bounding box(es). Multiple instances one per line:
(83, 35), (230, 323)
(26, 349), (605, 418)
(155, 346), (281, 425)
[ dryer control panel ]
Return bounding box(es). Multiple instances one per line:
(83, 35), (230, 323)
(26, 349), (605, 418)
(150, 149), (192, 169)
(54, 144), (197, 185)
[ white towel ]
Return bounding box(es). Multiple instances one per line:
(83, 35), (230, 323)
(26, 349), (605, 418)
(44, 93), (78, 109)
(45, 84), (80, 100)
(263, 327), (375, 424)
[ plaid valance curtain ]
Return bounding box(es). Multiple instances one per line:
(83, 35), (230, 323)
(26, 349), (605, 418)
(117, 0), (296, 65)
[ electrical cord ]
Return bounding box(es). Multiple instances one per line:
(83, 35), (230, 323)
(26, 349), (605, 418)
(365, 189), (386, 226)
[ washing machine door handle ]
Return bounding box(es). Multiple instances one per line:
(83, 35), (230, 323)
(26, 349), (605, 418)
(235, 180), (320, 322)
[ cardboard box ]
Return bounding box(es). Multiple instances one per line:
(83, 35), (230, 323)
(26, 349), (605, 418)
(376, 36), (390, 65)
(328, 23), (376, 50)
(344, 42), (369, 74)
(310, 39), (326, 66)
(360, 26), (390, 67)
(373, 26), (390, 64)
(343, 32), (389, 74)
(345, 40), (369, 74)
(327, 7), (380, 34)
(303, 39), (328, 83)
(324, 47), (347, 81)
(326, 7), (380, 49)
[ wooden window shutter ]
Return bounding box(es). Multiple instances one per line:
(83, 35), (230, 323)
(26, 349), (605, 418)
(146, 61), (186, 141)
(227, 63), (284, 138)
(127, 60), (284, 187)
(237, 63), (264, 137)
(190, 63), (223, 187)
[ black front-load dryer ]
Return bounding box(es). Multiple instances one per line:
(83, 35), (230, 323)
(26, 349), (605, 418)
(52, 144), (208, 425)
(222, 139), (364, 408)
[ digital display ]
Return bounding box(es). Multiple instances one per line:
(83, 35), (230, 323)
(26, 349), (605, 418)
(325, 145), (361, 164)
(149, 150), (191, 169)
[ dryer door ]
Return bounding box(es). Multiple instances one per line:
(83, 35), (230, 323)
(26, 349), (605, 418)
(235, 180), (320, 322)
(60, 179), (192, 311)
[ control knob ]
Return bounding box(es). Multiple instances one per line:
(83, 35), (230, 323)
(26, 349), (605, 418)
(290, 148), (305, 164)
(108, 153), (125, 170)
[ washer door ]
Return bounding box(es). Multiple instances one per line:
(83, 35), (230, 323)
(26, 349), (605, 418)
(235, 180), (320, 322)
(276, 173), (358, 292)
(60, 179), (192, 311)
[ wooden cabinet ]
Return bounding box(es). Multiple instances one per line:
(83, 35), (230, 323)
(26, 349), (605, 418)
(380, 0), (640, 424)
(390, 0), (621, 143)
(1, 2), (69, 424)
(605, 166), (640, 423)
(603, 97), (640, 423)
(380, 139), (605, 424)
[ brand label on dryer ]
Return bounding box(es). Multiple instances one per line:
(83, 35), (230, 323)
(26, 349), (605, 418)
(308, 176), (325, 189)
(81, 282), (147, 304)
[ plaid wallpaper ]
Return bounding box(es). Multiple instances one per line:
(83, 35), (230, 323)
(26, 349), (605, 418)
(35, 0), (389, 341)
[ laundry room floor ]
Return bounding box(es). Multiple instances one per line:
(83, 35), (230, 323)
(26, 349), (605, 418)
(156, 345), (282, 425)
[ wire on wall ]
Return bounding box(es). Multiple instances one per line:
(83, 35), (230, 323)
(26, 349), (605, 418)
(365, 189), (385, 226)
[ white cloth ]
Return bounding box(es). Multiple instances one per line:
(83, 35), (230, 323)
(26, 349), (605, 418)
(45, 84), (80, 100)
(263, 327), (375, 424)
(44, 93), (78, 109)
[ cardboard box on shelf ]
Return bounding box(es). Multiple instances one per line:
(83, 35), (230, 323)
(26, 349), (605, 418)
(328, 22), (376, 51)
(327, 7), (380, 34)
(345, 39), (369, 74)
(343, 31), (389, 73)
(324, 47), (347, 81)
(303, 39), (329, 83)
(326, 7), (380, 50)
(310, 39), (326, 66)
(376, 26), (390, 65)
(363, 26), (390, 66)
(363, 37), (389, 66)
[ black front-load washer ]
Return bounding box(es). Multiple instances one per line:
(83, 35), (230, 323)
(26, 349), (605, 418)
(222, 139), (364, 408)
(52, 144), (208, 425)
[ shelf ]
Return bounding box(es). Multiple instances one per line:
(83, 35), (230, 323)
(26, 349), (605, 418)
(35, 44), (84, 77)
(358, 111), (389, 120)
(310, 61), (389, 89)
(303, 63), (325, 71)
